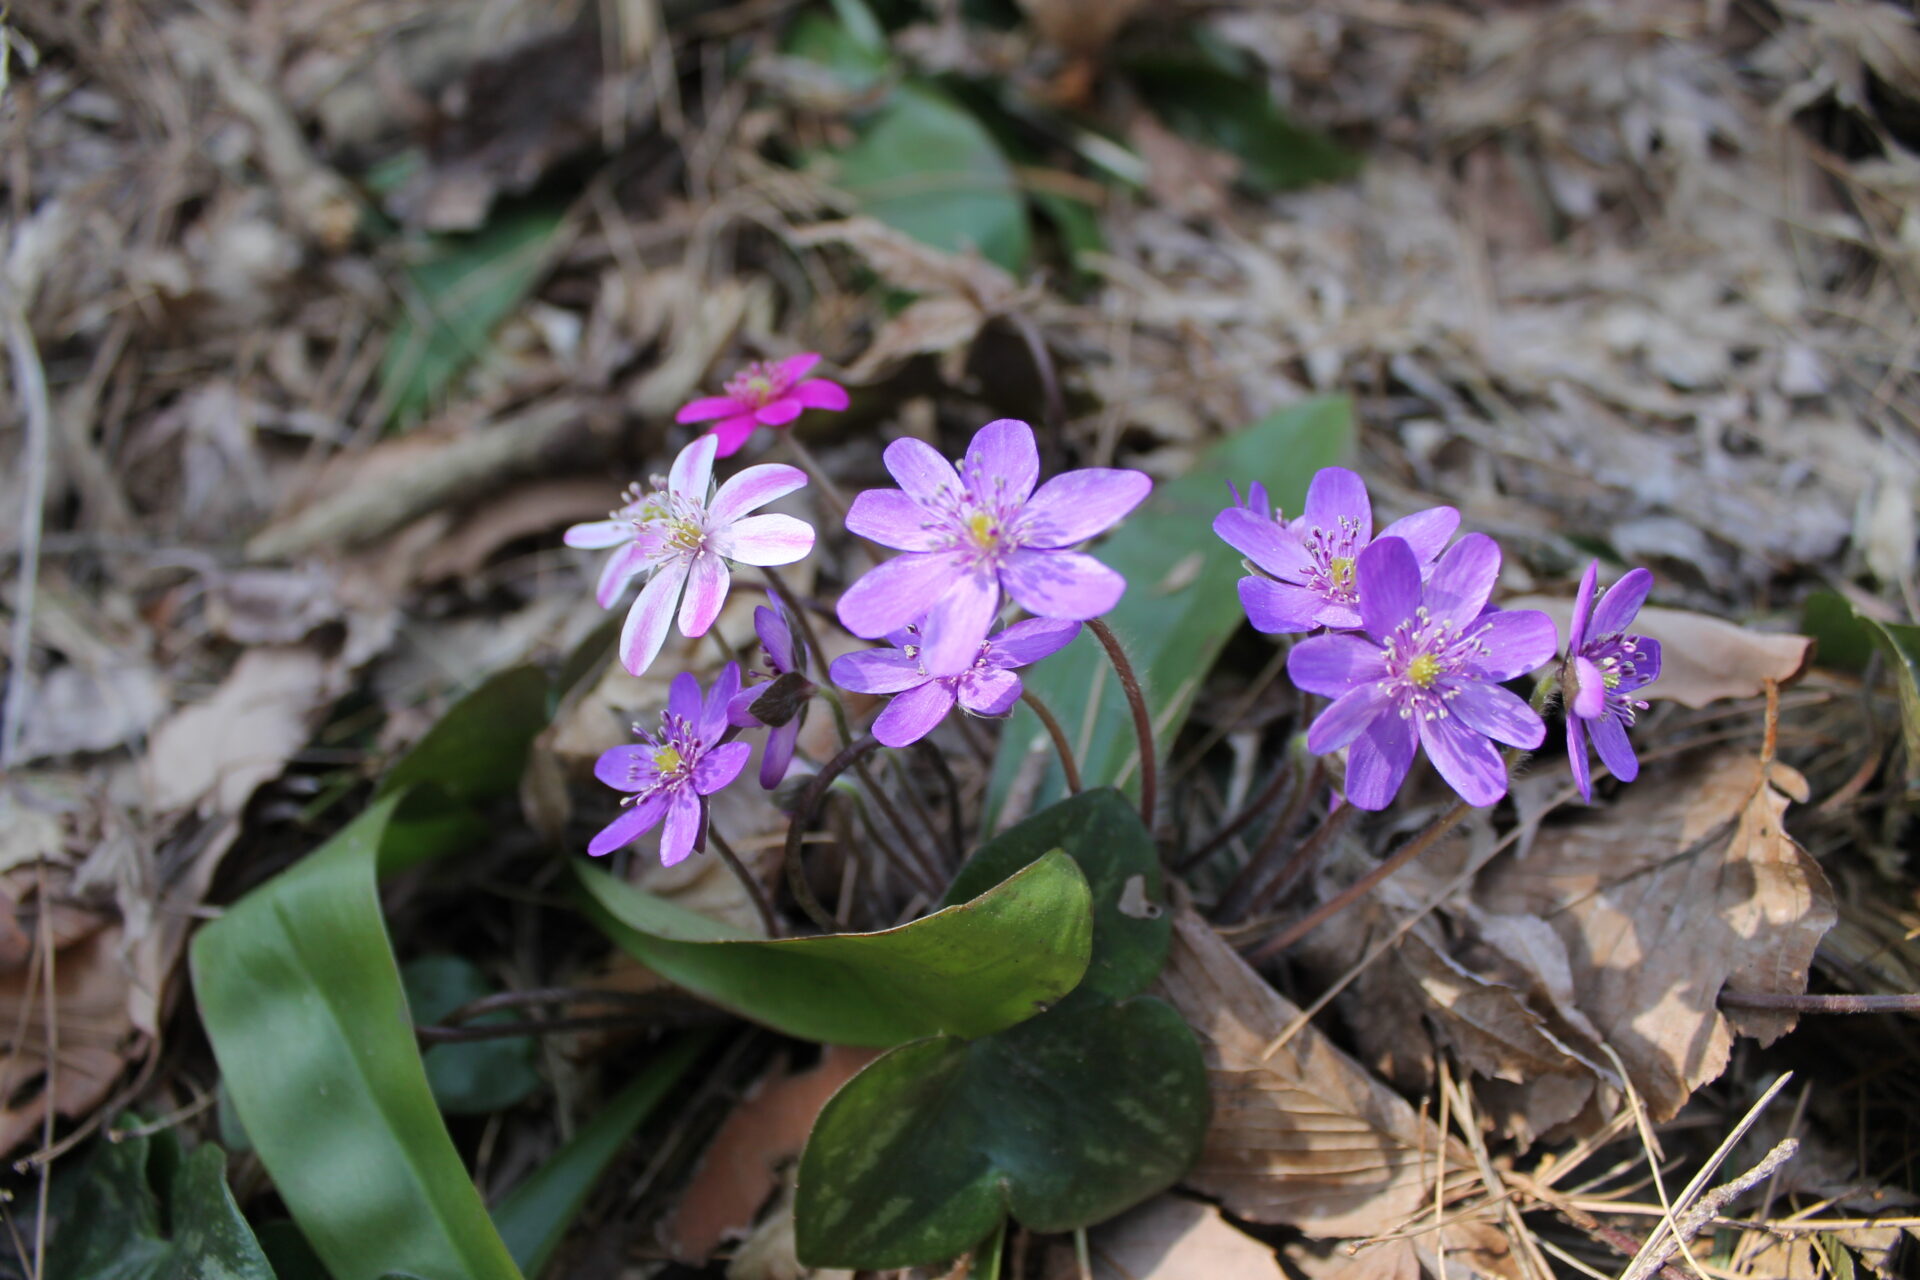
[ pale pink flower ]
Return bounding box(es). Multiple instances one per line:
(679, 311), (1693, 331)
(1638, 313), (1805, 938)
(564, 435), (815, 677)
(675, 354), (849, 457)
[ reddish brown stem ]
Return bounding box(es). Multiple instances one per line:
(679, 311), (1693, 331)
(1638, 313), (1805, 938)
(1087, 618), (1155, 829)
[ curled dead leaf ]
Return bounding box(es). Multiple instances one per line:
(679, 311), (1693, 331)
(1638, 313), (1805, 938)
(144, 646), (338, 816)
(1508, 596), (1810, 708)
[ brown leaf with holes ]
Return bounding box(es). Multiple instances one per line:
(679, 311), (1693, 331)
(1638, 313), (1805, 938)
(1475, 748), (1835, 1121)
(1152, 904), (1480, 1237)
(1508, 597), (1810, 708)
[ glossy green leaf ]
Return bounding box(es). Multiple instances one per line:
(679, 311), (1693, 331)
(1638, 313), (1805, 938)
(1126, 52), (1357, 192)
(46, 1126), (274, 1280)
(794, 997), (1210, 1269)
(403, 955), (541, 1116)
(379, 206), (568, 427)
(494, 1032), (715, 1276)
(1801, 590), (1875, 673)
(986, 396), (1353, 818)
(943, 789), (1165, 1011)
(577, 850), (1092, 1046)
(378, 665), (550, 804)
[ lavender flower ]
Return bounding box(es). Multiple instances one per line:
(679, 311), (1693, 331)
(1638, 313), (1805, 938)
(1287, 534), (1559, 809)
(675, 353), (850, 458)
(836, 419), (1150, 675)
(830, 616), (1082, 748)
(1563, 562), (1662, 801)
(1214, 467), (1459, 634)
(726, 605), (814, 790)
(564, 435), (815, 677)
(589, 665), (752, 864)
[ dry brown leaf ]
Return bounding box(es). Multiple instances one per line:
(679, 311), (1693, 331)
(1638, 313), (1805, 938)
(0, 921), (142, 1156)
(845, 295), (995, 384)
(15, 661), (168, 761)
(1016, 0), (1150, 58)
(419, 478), (617, 582)
(144, 646), (337, 815)
(1281, 1237), (1420, 1280)
(668, 1046), (881, 1262)
(1507, 597), (1809, 709)
(1042, 1195), (1283, 1279)
(726, 1177), (856, 1280)
(1475, 749), (1835, 1121)
(1152, 904), (1478, 1237)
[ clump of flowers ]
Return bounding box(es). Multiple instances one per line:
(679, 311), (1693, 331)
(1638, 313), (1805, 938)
(676, 353), (849, 457)
(1286, 534), (1559, 809)
(728, 605), (815, 790)
(830, 616), (1081, 748)
(1215, 467), (1458, 634)
(836, 418), (1150, 674)
(589, 665), (752, 864)
(565, 435), (815, 677)
(1563, 562), (1662, 800)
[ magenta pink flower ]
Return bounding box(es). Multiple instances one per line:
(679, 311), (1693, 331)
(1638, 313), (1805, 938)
(831, 616), (1081, 748)
(564, 435), (815, 677)
(589, 664), (751, 864)
(675, 354), (849, 457)
(836, 419), (1151, 675)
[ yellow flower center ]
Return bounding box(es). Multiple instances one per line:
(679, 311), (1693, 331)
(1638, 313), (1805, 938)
(1603, 669), (1621, 691)
(968, 511), (998, 546)
(1406, 653), (1442, 689)
(1330, 555), (1356, 590)
(653, 745), (685, 772)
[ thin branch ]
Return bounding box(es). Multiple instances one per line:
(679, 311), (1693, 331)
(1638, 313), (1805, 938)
(1718, 991), (1920, 1014)
(1178, 756), (1299, 874)
(1223, 797), (1356, 925)
(916, 739), (967, 866)
(1086, 619), (1156, 828)
(1020, 688), (1083, 795)
(708, 825), (781, 938)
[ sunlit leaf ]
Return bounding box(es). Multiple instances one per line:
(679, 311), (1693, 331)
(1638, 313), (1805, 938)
(577, 850), (1092, 1046)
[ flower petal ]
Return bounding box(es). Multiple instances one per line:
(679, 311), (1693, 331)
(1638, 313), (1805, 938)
(1567, 716), (1592, 802)
(830, 647), (927, 695)
(755, 397), (804, 426)
(761, 721), (800, 790)
(667, 670), (703, 724)
(1021, 469), (1152, 548)
(882, 437), (962, 507)
(595, 542), (649, 608)
(959, 668), (1021, 716)
(986, 617), (1081, 667)
(1214, 506), (1314, 580)
(1423, 533), (1501, 630)
(694, 740), (751, 794)
(1589, 713), (1639, 783)
(1303, 467), (1372, 539)
(711, 463), (809, 525)
(1306, 682), (1391, 753)
(712, 514), (815, 566)
(727, 685), (762, 729)
(776, 352), (822, 383)
(919, 570), (1001, 676)
(1288, 633), (1385, 699)
(874, 681), (957, 747)
(1239, 576), (1323, 634)
(566, 518), (632, 549)
(1357, 535), (1422, 638)
(703, 662), (742, 739)
(1567, 561), (1599, 654)
(755, 605), (798, 672)
(1001, 549), (1125, 620)
(1346, 714), (1417, 810)
(846, 488), (946, 551)
(836, 550), (967, 638)
(1622, 636), (1661, 689)
(620, 559), (688, 676)
(962, 418), (1039, 505)
(1417, 713), (1508, 807)
(1376, 506), (1459, 566)
(588, 795), (668, 856)
(669, 433), (717, 498)
(1450, 680), (1546, 750)
(1471, 609), (1561, 682)
(1591, 567), (1654, 639)
(708, 415), (760, 457)
(792, 378), (849, 410)
(676, 395), (750, 424)
(658, 789), (703, 866)
(1570, 655), (1606, 720)
(678, 553), (730, 637)
(594, 745), (657, 791)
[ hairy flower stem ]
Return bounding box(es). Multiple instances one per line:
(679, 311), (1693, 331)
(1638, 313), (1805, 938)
(708, 825), (781, 938)
(785, 736), (882, 930)
(1180, 757), (1302, 875)
(1008, 310), (1068, 438)
(1245, 799), (1470, 964)
(1087, 619), (1156, 828)
(1020, 688), (1083, 795)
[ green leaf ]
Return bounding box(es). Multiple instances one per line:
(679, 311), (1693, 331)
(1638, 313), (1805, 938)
(985, 396), (1353, 818)
(1801, 590), (1875, 673)
(794, 997), (1210, 1270)
(379, 666), (551, 804)
(943, 789), (1165, 1010)
(494, 1032), (714, 1276)
(403, 955), (542, 1116)
(1126, 52), (1357, 192)
(46, 1127), (274, 1280)
(784, 9), (891, 92)
(378, 206), (569, 427)
(577, 850), (1093, 1046)
(1853, 604), (1920, 791)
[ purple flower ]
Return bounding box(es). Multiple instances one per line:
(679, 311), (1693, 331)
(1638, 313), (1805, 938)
(1563, 562), (1662, 801)
(1288, 534), (1559, 810)
(564, 434), (815, 677)
(589, 664), (753, 864)
(675, 353), (850, 457)
(726, 605), (814, 789)
(1214, 467), (1459, 634)
(836, 419), (1150, 674)
(830, 616), (1082, 748)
